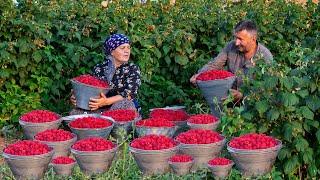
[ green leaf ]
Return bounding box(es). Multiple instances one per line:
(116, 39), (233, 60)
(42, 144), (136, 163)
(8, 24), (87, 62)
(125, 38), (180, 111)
(298, 106), (314, 120)
(296, 89), (309, 98)
(175, 55), (188, 65)
(281, 77), (293, 90)
(294, 137), (308, 152)
(306, 96), (320, 111)
(278, 147), (291, 160)
(162, 45), (170, 55)
(284, 123), (293, 141)
(255, 100), (268, 114)
(284, 155), (299, 174)
(302, 148), (313, 163)
(55, 63), (63, 71)
(267, 109), (280, 121)
(265, 76), (278, 89)
(281, 93), (299, 107)
(32, 51), (42, 63)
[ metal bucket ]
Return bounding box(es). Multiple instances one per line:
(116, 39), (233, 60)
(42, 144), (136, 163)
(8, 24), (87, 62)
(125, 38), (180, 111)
(36, 134), (77, 158)
(227, 140), (282, 177)
(67, 114), (114, 140)
(71, 79), (110, 110)
(208, 162), (234, 179)
(71, 146), (117, 175)
(178, 138), (226, 171)
(197, 76), (236, 118)
(187, 121), (220, 131)
(129, 146), (178, 175)
(135, 126), (177, 137)
(109, 116), (142, 140)
(50, 162), (76, 176)
(19, 118), (62, 140)
(3, 150), (54, 179)
(168, 160), (193, 176)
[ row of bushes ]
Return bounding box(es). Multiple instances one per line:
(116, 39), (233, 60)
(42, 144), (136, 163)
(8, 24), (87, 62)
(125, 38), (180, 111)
(0, 0), (319, 177)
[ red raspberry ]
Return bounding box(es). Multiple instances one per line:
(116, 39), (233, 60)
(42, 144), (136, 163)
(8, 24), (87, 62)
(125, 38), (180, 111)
(196, 70), (234, 81)
(229, 133), (278, 150)
(130, 135), (176, 150)
(208, 157), (232, 165)
(69, 117), (112, 129)
(150, 109), (189, 121)
(176, 129), (223, 144)
(188, 114), (218, 124)
(35, 129), (73, 141)
(136, 118), (175, 127)
(20, 110), (60, 123)
(4, 140), (50, 156)
(52, 156), (75, 164)
(73, 74), (109, 88)
(72, 137), (115, 151)
(102, 109), (138, 122)
(169, 154), (193, 162)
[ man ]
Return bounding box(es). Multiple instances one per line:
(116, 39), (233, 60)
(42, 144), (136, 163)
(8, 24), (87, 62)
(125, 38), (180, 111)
(190, 20), (273, 101)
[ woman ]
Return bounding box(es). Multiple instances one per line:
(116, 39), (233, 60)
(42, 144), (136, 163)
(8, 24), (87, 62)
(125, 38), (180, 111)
(70, 34), (141, 115)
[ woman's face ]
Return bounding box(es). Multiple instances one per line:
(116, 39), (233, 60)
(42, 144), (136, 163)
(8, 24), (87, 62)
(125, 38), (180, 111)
(111, 43), (131, 64)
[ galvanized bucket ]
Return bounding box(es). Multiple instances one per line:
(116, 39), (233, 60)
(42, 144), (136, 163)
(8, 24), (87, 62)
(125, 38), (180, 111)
(178, 138), (226, 171)
(67, 114), (114, 140)
(109, 116), (142, 140)
(71, 79), (110, 110)
(208, 162), (234, 179)
(36, 134), (77, 158)
(168, 160), (194, 176)
(197, 76), (236, 118)
(19, 118), (62, 140)
(3, 149), (54, 180)
(187, 121), (220, 131)
(71, 146), (117, 175)
(50, 162), (76, 176)
(227, 140), (282, 177)
(135, 126), (177, 138)
(129, 146), (178, 175)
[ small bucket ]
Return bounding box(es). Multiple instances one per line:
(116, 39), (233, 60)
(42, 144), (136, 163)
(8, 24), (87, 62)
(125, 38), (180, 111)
(71, 146), (118, 175)
(129, 146), (178, 175)
(50, 162), (76, 176)
(168, 160), (193, 176)
(36, 134), (77, 158)
(178, 138), (226, 171)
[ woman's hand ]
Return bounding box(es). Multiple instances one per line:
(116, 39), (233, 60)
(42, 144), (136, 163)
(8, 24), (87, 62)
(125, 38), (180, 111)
(89, 93), (110, 110)
(190, 73), (199, 85)
(229, 89), (243, 101)
(70, 90), (76, 106)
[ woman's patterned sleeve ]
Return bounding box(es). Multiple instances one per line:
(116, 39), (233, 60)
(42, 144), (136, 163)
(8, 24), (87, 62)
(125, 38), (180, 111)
(120, 64), (141, 100)
(91, 62), (107, 81)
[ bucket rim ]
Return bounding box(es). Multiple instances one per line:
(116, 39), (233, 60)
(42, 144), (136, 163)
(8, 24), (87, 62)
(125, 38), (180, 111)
(71, 145), (118, 154)
(227, 139), (282, 153)
(129, 145), (178, 154)
(71, 79), (111, 90)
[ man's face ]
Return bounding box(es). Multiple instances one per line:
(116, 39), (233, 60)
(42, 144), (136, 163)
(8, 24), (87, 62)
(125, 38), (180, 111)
(234, 30), (256, 53)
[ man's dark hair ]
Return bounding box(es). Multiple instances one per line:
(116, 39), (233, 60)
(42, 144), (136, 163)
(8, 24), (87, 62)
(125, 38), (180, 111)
(234, 20), (258, 37)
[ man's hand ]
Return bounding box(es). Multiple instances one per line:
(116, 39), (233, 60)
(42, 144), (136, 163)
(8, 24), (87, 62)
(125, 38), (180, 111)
(229, 89), (243, 101)
(190, 74), (199, 85)
(70, 89), (76, 106)
(89, 93), (110, 110)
